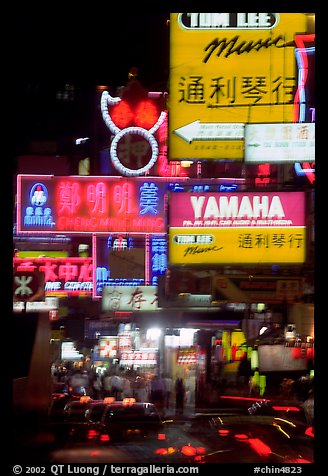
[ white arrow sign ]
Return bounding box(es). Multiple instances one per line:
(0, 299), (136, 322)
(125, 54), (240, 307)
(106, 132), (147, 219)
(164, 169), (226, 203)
(174, 120), (245, 144)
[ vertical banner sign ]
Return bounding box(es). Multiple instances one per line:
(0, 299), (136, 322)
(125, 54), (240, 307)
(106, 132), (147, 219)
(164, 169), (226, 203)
(169, 13), (307, 160)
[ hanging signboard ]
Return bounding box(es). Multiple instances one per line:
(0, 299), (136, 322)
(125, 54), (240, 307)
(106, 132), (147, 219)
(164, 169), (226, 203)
(169, 13), (308, 159)
(245, 123), (315, 163)
(13, 257), (93, 297)
(169, 191), (306, 264)
(16, 175), (168, 234)
(213, 275), (304, 304)
(102, 285), (159, 312)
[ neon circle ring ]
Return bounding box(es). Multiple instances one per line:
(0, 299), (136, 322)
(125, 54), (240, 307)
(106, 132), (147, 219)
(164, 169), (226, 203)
(110, 126), (159, 177)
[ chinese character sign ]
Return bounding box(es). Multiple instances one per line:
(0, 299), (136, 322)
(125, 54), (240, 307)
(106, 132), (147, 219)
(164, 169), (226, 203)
(102, 286), (159, 312)
(17, 175), (167, 234)
(169, 191), (306, 264)
(169, 13), (308, 159)
(13, 257), (93, 297)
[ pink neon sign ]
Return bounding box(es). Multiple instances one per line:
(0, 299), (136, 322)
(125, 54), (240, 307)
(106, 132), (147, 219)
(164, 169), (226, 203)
(17, 175), (168, 234)
(169, 191), (305, 228)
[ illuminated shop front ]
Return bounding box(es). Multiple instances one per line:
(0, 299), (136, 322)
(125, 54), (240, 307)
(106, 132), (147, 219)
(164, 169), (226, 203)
(90, 324), (160, 377)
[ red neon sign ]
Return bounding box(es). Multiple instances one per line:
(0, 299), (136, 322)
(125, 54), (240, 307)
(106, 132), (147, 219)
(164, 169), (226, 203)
(13, 257), (93, 296)
(17, 175), (167, 234)
(111, 99), (159, 130)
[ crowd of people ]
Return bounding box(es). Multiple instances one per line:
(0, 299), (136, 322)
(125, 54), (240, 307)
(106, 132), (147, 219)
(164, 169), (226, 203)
(51, 363), (188, 416)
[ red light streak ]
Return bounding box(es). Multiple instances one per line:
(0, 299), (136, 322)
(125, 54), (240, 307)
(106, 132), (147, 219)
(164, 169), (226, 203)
(219, 395), (271, 402)
(288, 458), (312, 463)
(247, 438), (272, 457)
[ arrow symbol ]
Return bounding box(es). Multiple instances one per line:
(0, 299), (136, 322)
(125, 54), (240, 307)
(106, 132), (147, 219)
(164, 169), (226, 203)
(174, 120), (245, 144)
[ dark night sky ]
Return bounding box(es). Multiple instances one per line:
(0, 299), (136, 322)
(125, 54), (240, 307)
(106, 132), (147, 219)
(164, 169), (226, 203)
(14, 11), (170, 84)
(12, 8), (318, 156)
(13, 10), (171, 156)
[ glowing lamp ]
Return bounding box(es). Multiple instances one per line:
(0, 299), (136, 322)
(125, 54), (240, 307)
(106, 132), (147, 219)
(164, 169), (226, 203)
(218, 429), (229, 436)
(80, 396), (91, 403)
(181, 445), (197, 456)
(122, 397), (136, 405)
(259, 326), (268, 335)
(251, 349), (259, 370)
(181, 160), (193, 168)
(111, 101), (134, 128)
(87, 429), (99, 439)
(154, 448), (168, 455)
(135, 100), (159, 129)
(103, 397), (115, 404)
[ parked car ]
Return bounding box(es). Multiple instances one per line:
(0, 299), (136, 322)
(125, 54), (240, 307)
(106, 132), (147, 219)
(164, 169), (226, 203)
(69, 400), (110, 440)
(90, 399), (168, 443)
(49, 396), (96, 440)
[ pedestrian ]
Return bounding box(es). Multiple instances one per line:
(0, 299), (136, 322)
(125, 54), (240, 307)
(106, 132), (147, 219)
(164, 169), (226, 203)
(175, 377), (185, 414)
(92, 373), (103, 399)
(102, 371), (113, 398)
(294, 374), (311, 401)
(132, 375), (148, 402)
(150, 375), (165, 414)
(248, 370), (260, 396)
(237, 354), (252, 387)
(280, 378), (294, 399)
(302, 389), (314, 426)
(121, 374), (133, 398)
(110, 373), (124, 400)
(163, 373), (173, 409)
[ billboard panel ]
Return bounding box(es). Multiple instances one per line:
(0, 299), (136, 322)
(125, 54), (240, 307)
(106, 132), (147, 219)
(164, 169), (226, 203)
(245, 123), (315, 163)
(258, 344), (308, 372)
(169, 13), (307, 159)
(102, 285), (159, 312)
(169, 191), (306, 264)
(16, 175), (168, 234)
